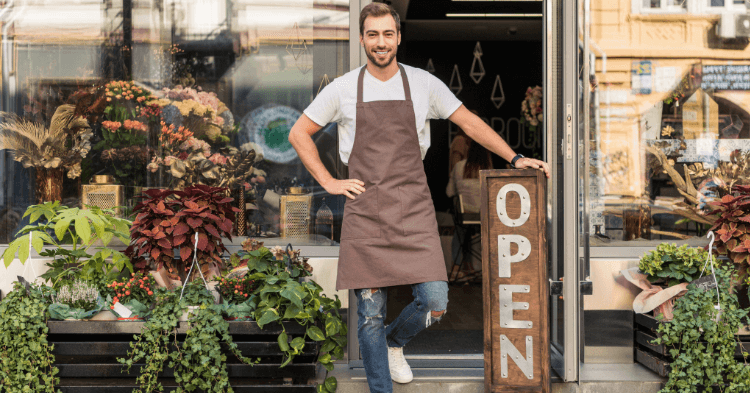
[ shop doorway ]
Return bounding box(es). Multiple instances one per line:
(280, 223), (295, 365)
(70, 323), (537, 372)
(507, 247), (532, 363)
(383, 0), (545, 358)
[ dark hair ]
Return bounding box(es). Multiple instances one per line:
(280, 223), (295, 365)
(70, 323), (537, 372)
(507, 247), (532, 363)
(464, 140), (492, 179)
(359, 3), (401, 35)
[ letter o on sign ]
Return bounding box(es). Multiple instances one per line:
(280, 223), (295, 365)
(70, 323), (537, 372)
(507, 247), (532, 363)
(496, 184), (531, 227)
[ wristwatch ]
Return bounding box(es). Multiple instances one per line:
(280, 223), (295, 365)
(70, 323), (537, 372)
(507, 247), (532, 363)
(510, 154), (525, 168)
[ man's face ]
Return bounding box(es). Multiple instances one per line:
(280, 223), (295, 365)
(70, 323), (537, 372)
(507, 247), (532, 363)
(360, 14), (401, 69)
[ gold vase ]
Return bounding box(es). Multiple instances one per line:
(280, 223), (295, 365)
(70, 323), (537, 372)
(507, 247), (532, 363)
(35, 167), (65, 204)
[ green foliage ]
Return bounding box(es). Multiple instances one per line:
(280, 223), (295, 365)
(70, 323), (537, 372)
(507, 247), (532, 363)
(1, 202), (133, 290)
(654, 265), (750, 392)
(0, 281), (61, 393)
(119, 288), (184, 393)
(238, 245), (346, 392)
(169, 303), (260, 393)
(179, 279), (216, 306)
(639, 243), (705, 286)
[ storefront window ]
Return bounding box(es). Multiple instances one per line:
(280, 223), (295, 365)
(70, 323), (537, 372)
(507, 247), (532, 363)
(589, 0), (750, 247)
(0, 0), (349, 246)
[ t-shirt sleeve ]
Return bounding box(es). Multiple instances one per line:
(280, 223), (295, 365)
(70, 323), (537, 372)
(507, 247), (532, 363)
(426, 73), (463, 120)
(303, 82), (341, 127)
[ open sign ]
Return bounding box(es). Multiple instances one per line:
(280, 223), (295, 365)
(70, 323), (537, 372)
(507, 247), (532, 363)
(481, 170), (550, 392)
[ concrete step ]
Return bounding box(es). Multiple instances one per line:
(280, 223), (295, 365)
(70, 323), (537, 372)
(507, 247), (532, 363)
(322, 364), (665, 393)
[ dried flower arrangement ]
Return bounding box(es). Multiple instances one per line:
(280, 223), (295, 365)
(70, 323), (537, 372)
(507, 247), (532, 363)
(0, 104), (93, 202)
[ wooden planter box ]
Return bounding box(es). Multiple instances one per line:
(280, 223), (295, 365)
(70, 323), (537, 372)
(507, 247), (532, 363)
(634, 313), (750, 377)
(49, 320), (321, 393)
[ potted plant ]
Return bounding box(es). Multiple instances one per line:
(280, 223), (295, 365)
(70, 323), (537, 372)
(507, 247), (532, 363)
(125, 185), (238, 281)
(1, 201), (133, 291)
(107, 272), (156, 320)
(48, 279), (105, 320)
(0, 104), (93, 203)
(216, 273), (260, 321)
(177, 279), (216, 322)
(638, 243), (705, 287)
(708, 185), (750, 279)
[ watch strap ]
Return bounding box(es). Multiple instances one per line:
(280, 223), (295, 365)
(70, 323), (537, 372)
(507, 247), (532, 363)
(511, 154), (524, 168)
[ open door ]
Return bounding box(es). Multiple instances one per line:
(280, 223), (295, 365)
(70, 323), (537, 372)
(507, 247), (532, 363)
(546, 0), (582, 382)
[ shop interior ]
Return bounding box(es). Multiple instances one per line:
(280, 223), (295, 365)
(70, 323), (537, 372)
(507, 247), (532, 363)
(380, 0), (545, 356)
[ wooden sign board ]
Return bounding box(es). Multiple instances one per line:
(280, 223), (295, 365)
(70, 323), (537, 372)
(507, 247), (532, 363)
(481, 169), (549, 393)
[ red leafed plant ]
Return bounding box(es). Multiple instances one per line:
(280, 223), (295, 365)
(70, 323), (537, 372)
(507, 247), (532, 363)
(708, 185), (750, 272)
(125, 184), (239, 281)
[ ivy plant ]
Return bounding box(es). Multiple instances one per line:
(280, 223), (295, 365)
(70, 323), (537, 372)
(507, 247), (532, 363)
(237, 242), (345, 393)
(0, 281), (60, 393)
(1, 201), (133, 290)
(119, 288), (184, 393)
(638, 243), (705, 286)
(653, 264), (750, 392)
(169, 301), (260, 392)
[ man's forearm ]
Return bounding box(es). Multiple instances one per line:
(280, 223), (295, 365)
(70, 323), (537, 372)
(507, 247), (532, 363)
(288, 131), (336, 187)
(463, 115), (517, 163)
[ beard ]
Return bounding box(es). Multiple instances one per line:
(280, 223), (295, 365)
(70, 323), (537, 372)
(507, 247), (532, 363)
(365, 46), (398, 69)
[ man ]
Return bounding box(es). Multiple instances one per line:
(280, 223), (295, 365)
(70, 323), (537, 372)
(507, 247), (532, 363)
(288, 4), (550, 392)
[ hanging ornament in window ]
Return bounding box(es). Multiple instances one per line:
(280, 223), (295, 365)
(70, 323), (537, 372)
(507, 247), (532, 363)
(286, 22), (312, 74)
(491, 75), (506, 109)
(426, 58), (435, 73)
(470, 42), (485, 84)
(317, 74), (331, 97)
(449, 64), (463, 96)
(286, 22), (306, 60)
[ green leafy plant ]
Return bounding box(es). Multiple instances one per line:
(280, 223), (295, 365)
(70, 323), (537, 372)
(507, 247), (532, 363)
(0, 281), (61, 392)
(1, 201), (133, 290)
(169, 298), (260, 392)
(236, 242), (344, 392)
(638, 243), (705, 286)
(179, 279), (216, 306)
(653, 264), (750, 392)
(119, 288), (184, 393)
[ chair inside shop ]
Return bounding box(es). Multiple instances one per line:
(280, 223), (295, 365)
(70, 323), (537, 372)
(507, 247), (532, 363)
(448, 195), (481, 284)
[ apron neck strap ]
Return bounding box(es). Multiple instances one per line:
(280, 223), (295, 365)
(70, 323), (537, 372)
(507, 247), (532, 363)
(357, 64), (412, 104)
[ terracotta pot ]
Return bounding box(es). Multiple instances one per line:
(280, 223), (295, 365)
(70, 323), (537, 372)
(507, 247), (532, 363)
(35, 167), (64, 204)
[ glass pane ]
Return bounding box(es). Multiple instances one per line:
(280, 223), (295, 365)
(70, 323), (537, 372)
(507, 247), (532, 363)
(589, 0), (750, 248)
(711, 0), (725, 6)
(0, 0), (349, 246)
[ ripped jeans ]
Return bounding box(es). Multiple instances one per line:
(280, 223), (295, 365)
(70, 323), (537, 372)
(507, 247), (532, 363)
(355, 281), (449, 393)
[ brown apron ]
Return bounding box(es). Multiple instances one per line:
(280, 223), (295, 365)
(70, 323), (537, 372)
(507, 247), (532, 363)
(336, 65), (449, 290)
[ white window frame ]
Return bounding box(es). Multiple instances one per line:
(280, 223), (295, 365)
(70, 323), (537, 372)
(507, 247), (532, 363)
(632, 0), (748, 14)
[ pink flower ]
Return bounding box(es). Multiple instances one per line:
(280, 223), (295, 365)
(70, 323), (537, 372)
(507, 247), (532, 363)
(208, 153), (228, 165)
(163, 155), (177, 166)
(102, 121), (122, 132)
(147, 162), (159, 172)
(244, 182), (251, 191)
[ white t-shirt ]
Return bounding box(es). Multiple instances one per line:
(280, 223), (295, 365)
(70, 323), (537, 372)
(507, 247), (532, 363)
(303, 63), (463, 165)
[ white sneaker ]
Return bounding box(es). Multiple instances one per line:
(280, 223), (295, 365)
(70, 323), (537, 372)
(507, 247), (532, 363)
(387, 346), (413, 383)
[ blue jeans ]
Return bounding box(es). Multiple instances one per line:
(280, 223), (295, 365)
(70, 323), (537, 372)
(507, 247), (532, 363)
(355, 281), (449, 393)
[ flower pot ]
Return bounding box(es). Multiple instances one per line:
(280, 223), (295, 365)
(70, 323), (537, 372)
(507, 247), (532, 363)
(34, 167), (64, 204)
(88, 310), (117, 321)
(179, 306), (200, 322)
(116, 315), (144, 321)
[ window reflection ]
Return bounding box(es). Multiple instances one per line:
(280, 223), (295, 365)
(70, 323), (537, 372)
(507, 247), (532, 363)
(0, 0), (349, 246)
(589, 0), (750, 246)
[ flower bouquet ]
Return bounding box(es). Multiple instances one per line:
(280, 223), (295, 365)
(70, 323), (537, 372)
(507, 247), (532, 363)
(48, 279), (105, 320)
(107, 273), (156, 320)
(154, 85), (234, 144)
(217, 274), (260, 321)
(521, 86), (543, 131)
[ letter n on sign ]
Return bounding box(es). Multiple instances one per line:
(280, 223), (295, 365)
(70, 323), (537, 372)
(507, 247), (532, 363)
(481, 169), (549, 392)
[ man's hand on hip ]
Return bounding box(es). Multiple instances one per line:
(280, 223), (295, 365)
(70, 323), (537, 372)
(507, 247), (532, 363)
(515, 157), (551, 179)
(322, 178), (366, 200)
